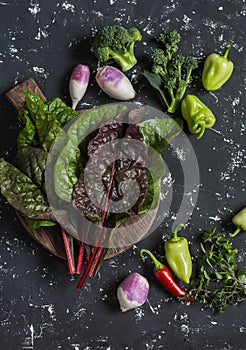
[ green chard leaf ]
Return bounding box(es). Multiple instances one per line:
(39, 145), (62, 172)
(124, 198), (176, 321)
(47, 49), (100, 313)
(22, 215), (56, 229)
(47, 97), (79, 126)
(14, 146), (48, 189)
(17, 109), (37, 149)
(53, 104), (128, 202)
(17, 91), (79, 152)
(138, 174), (161, 213)
(0, 158), (50, 218)
(139, 117), (183, 153)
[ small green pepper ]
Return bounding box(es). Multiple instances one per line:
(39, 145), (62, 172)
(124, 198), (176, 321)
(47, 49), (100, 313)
(202, 44), (234, 91)
(181, 94), (216, 140)
(165, 224), (192, 284)
(231, 207), (246, 237)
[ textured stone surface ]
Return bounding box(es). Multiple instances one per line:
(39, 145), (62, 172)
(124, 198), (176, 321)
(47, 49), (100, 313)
(0, 0), (245, 349)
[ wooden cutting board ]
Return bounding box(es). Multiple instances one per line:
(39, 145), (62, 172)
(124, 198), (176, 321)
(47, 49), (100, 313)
(5, 78), (158, 260)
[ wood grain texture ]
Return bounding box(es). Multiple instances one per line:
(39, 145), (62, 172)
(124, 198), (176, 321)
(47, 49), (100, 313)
(5, 78), (158, 260)
(5, 78), (46, 111)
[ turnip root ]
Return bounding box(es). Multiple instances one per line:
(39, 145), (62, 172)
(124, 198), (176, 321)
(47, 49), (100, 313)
(117, 272), (149, 312)
(96, 66), (135, 100)
(69, 64), (90, 109)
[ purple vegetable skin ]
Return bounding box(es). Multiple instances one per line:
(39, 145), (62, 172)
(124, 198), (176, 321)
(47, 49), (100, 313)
(69, 64), (90, 109)
(96, 66), (136, 101)
(117, 272), (149, 312)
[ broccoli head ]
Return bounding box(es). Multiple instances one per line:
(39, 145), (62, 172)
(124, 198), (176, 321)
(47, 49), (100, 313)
(155, 30), (181, 60)
(93, 25), (142, 72)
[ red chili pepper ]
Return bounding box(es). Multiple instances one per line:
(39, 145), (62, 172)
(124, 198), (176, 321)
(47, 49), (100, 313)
(140, 249), (194, 302)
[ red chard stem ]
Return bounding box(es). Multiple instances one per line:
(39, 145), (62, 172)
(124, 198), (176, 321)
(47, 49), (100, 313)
(61, 227), (75, 275)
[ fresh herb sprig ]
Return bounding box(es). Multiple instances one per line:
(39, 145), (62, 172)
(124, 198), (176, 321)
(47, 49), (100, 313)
(182, 228), (246, 312)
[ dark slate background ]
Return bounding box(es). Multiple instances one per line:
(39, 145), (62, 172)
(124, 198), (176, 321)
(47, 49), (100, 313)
(0, 0), (245, 349)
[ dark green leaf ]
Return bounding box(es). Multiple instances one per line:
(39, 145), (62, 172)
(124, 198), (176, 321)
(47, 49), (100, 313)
(18, 91), (79, 152)
(47, 98), (79, 126)
(140, 72), (168, 107)
(23, 215), (56, 229)
(0, 158), (50, 218)
(14, 146), (48, 189)
(139, 118), (183, 153)
(138, 174), (161, 213)
(17, 109), (37, 149)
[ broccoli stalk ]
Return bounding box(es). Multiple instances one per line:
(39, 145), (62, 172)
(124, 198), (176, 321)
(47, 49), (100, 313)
(93, 25), (142, 72)
(141, 30), (198, 113)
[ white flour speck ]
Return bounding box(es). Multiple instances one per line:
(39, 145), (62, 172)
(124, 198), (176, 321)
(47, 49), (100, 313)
(182, 14), (193, 30)
(220, 149), (246, 181)
(33, 66), (45, 73)
(135, 307), (144, 321)
(28, 0), (41, 16)
(142, 18), (155, 35)
(180, 312), (190, 340)
(91, 10), (103, 18)
(32, 66), (49, 79)
(35, 28), (49, 40)
(209, 215), (221, 222)
(176, 147), (187, 161)
(61, 1), (75, 13)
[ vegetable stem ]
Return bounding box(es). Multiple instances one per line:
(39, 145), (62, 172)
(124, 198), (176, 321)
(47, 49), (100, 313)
(223, 44), (231, 59)
(76, 241), (85, 274)
(61, 227), (75, 275)
(76, 156), (116, 289)
(75, 220), (89, 274)
(230, 227), (241, 238)
(89, 157), (117, 277)
(76, 237), (101, 289)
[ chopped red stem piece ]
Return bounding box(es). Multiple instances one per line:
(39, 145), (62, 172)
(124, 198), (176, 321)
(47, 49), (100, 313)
(61, 227), (75, 275)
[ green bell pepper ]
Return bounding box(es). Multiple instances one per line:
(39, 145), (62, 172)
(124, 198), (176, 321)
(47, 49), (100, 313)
(181, 94), (216, 140)
(164, 224), (192, 284)
(231, 207), (246, 237)
(202, 44), (234, 91)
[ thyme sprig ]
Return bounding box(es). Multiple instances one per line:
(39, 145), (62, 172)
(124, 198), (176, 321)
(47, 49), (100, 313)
(181, 228), (246, 312)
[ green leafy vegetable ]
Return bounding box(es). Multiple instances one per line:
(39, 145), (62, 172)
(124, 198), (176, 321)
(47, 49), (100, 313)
(47, 97), (79, 125)
(53, 104), (128, 202)
(0, 92), (80, 228)
(139, 30), (198, 113)
(139, 117), (183, 152)
(139, 174), (161, 213)
(183, 228), (246, 312)
(14, 146), (48, 189)
(22, 215), (56, 229)
(17, 109), (37, 149)
(17, 91), (79, 152)
(0, 158), (50, 218)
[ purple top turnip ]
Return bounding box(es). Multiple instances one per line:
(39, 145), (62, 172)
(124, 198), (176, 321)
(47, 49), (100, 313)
(96, 66), (136, 101)
(117, 272), (149, 312)
(69, 64), (90, 109)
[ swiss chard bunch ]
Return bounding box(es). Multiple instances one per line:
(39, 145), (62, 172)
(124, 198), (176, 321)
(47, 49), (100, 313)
(0, 91), (79, 229)
(140, 30), (198, 113)
(184, 228), (246, 313)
